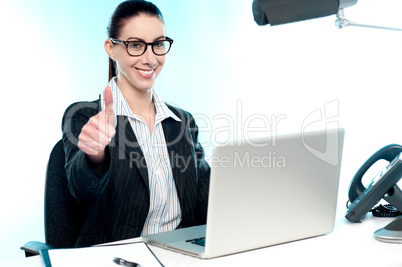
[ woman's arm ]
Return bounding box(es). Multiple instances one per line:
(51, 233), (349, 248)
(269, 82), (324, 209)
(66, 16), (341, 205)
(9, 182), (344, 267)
(61, 99), (111, 203)
(189, 114), (211, 224)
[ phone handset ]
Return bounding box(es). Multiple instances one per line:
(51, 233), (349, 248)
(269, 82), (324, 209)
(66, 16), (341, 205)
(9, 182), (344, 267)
(348, 144), (402, 202)
(346, 144), (402, 222)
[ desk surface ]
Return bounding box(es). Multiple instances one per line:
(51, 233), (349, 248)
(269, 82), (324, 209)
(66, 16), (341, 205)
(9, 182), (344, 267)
(4, 209), (402, 267)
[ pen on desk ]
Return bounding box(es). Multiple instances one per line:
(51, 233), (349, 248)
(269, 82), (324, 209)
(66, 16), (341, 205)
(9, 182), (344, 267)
(113, 257), (141, 267)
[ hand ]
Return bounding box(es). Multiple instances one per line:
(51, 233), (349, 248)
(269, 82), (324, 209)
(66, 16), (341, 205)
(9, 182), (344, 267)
(78, 86), (116, 165)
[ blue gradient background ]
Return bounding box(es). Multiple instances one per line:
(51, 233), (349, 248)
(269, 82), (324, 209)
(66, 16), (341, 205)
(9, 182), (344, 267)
(1, 0), (401, 261)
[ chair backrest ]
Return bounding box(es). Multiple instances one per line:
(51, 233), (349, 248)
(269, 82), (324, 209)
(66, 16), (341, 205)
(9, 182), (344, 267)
(44, 140), (88, 248)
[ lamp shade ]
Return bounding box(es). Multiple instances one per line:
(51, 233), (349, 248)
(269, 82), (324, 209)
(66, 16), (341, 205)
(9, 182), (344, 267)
(253, 0), (340, 26)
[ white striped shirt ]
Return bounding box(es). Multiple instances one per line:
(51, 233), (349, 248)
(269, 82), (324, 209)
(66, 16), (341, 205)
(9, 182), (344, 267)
(101, 77), (182, 236)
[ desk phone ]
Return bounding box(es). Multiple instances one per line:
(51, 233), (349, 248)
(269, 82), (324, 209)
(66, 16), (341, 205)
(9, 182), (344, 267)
(346, 144), (402, 223)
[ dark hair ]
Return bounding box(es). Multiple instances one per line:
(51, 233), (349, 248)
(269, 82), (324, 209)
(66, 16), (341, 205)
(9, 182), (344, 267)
(107, 0), (164, 81)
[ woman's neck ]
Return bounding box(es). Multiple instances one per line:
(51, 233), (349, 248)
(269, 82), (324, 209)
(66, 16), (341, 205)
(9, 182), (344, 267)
(116, 76), (156, 134)
(116, 77), (153, 114)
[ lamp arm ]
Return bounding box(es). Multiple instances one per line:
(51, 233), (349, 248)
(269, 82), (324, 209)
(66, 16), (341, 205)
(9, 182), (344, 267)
(335, 8), (402, 31)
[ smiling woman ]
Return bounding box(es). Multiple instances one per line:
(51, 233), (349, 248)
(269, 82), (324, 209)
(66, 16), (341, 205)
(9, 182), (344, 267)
(61, 0), (210, 248)
(105, 15), (168, 99)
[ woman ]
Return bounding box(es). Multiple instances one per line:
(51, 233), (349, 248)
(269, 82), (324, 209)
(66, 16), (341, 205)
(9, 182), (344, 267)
(62, 0), (210, 247)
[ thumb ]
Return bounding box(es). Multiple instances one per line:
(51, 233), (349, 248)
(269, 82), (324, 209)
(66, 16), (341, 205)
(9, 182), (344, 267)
(104, 86), (114, 114)
(103, 86), (116, 126)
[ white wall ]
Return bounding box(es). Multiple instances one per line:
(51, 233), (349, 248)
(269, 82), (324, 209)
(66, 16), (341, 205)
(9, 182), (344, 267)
(1, 0), (401, 261)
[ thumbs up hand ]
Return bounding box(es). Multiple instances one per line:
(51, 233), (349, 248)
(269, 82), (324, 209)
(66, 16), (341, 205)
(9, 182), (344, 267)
(78, 86), (116, 166)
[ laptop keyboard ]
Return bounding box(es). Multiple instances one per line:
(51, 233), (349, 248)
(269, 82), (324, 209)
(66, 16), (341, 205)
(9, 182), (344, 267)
(186, 237), (205, 247)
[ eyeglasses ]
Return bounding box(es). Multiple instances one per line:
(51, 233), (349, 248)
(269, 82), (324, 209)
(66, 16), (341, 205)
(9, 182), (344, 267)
(110, 37), (173, 57)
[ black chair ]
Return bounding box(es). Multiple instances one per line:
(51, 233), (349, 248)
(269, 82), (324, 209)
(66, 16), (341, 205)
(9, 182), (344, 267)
(21, 140), (88, 256)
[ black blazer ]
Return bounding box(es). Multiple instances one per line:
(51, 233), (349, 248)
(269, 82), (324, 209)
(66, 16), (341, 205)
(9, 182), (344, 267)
(62, 99), (210, 247)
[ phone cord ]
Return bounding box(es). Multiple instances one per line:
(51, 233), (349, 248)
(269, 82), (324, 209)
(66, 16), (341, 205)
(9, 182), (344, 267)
(370, 204), (402, 217)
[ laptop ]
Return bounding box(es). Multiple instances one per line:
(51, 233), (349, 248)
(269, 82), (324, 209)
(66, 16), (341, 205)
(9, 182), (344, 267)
(143, 128), (345, 259)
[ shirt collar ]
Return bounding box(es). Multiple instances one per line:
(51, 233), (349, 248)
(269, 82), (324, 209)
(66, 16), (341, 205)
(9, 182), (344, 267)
(101, 77), (181, 123)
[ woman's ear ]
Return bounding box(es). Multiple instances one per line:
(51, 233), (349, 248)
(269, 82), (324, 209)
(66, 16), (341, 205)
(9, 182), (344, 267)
(104, 39), (116, 61)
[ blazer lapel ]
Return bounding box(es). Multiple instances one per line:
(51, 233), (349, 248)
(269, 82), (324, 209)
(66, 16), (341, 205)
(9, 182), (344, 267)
(113, 115), (149, 191)
(162, 118), (187, 203)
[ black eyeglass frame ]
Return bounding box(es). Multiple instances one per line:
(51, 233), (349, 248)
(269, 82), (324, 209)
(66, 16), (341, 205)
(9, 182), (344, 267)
(110, 37), (174, 57)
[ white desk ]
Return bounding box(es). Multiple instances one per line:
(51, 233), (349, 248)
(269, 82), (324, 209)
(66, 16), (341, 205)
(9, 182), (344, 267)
(4, 208), (402, 267)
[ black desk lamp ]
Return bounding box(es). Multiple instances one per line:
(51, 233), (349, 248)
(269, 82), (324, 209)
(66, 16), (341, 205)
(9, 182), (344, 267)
(252, 0), (402, 31)
(252, 0), (357, 26)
